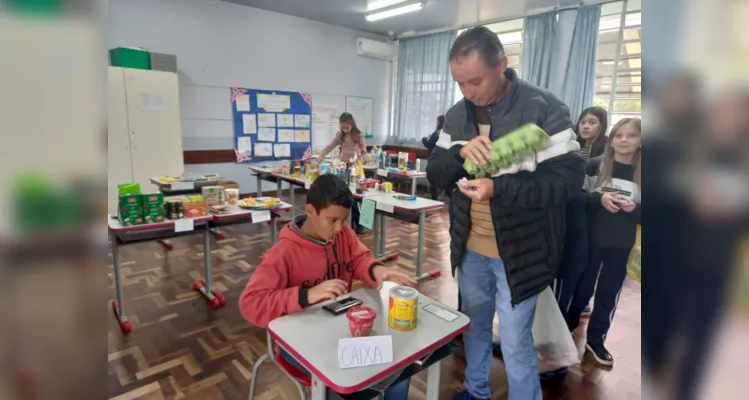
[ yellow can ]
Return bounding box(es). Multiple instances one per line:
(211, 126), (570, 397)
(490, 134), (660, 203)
(388, 286), (419, 331)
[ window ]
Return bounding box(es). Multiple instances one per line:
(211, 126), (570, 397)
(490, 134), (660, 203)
(453, 19), (525, 104)
(594, 0), (642, 130)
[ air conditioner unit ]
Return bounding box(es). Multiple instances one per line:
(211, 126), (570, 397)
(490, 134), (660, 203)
(356, 38), (397, 61)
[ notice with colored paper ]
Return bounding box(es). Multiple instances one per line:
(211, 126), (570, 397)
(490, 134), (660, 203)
(257, 93), (290, 112)
(278, 114), (294, 128)
(251, 211), (271, 223)
(255, 143), (273, 157)
(236, 94), (250, 112)
(295, 129), (310, 143)
(278, 129), (295, 142)
(237, 137), (252, 155)
(174, 218), (194, 233)
(359, 198), (375, 230)
(338, 335), (393, 369)
(295, 114), (311, 128)
(242, 114), (257, 134)
(257, 127), (276, 142)
(258, 113), (276, 128)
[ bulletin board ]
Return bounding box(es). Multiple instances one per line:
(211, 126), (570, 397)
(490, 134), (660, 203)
(345, 96), (374, 139)
(231, 87), (313, 162)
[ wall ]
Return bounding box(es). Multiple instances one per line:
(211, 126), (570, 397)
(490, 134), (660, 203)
(108, 0), (393, 193)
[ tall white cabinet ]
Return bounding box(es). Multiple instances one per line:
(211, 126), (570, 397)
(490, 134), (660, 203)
(108, 67), (185, 214)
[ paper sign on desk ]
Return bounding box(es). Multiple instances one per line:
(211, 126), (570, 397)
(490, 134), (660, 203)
(359, 198), (375, 229)
(304, 180), (312, 189)
(377, 169), (388, 177)
(171, 182), (195, 191)
(375, 202), (395, 214)
(251, 210), (271, 223)
(174, 218), (194, 232)
(338, 335), (393, 369)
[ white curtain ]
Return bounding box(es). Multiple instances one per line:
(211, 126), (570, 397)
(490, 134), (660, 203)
(521, 11), (557, 89)
(392, 31), (456, 145)
(560, 4), (601, 121)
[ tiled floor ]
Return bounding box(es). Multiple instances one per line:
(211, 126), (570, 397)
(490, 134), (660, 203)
(107, 195), (642, 399)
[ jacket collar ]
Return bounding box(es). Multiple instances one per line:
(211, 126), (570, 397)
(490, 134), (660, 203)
(463, 68), (521, 124)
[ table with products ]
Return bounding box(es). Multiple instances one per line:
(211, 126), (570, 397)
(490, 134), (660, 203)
(351, 192), (443, 275)
(108, 200), (292, 334)
(373, 168), (426, 196)
(267, 282), (470, 400)
(248, 166), (309, 218)
(108, 215), (213, 333)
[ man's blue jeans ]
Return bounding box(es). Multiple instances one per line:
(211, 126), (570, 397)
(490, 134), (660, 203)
(458, 251), (542, 400)
(280, 349), (411, 399)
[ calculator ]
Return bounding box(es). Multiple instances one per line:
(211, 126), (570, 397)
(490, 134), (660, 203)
(322, 297), (363, 316)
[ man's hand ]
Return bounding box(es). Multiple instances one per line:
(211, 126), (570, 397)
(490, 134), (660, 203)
(371, 266), (417, 290)
(601, 193), (620, 213)
(458, 178), (494, 202)
(459, 136), (493, 166)
(620, 200), (636, 213)
(307, 279), (347, 303)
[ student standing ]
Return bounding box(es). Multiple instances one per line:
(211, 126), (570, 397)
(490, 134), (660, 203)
(427, 27), (584, 400)
(422, 115), (446, 200)
(555, 107), (609, 327)
(575, 106), (608, 160)
(568, 118), (641, 366)
(239, 174), (416, 399)
(315, 113), (368, 232)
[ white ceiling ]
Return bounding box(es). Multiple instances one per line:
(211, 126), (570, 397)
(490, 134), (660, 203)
(222, 0), (582, 36)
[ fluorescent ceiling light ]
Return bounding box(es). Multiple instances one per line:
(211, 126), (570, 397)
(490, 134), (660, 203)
(365, 1), (424, 22)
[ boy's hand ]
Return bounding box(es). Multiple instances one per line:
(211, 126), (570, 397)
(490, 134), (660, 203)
(308, 279), (347, 304)
(371, 266), (418, 290)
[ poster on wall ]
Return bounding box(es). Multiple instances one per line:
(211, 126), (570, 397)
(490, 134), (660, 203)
(231, 87), (313, 162)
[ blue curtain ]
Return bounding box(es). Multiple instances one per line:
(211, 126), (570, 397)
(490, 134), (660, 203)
(392, 30), (456, 146)
(561, 4), (601, 121)
(521, 11), (557, 88)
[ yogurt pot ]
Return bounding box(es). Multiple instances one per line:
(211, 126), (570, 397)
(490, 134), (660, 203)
(346, 305), (377, 337)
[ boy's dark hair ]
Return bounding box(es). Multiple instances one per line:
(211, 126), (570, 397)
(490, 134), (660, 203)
(449, 26), (505, 69)
(306, 174), (354, 213)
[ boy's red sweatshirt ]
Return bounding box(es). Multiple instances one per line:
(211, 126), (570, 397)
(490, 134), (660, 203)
(239, 216), (380, 328)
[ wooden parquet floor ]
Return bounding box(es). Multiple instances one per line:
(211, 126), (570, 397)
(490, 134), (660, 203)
(107, 194), (642, 400)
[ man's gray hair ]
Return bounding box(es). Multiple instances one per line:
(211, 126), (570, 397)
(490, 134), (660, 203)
(449, 26), (505, 68)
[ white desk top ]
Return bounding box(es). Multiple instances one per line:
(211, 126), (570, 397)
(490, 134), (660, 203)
(352, 192), (443, 212)
(268, 282), (469, 394)
(249, 166), (309, 186)
(107, 215), (212, 233)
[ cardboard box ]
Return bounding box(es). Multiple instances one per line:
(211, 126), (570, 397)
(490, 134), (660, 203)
(218, 180), (239, 190)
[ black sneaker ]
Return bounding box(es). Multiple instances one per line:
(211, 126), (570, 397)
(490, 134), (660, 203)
(586, 341), (614, 366)
(453, 390), (489, 400)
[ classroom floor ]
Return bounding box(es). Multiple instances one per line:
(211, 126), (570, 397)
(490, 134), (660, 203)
(107, 193), (642, 400)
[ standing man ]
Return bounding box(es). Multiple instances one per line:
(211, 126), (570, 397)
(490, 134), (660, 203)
(427, 27), (584, 400)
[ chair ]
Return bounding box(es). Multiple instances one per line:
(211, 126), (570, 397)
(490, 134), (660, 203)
(248, 331), (309, 400)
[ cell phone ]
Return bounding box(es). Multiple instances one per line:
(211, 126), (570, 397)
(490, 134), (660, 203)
(322, 297), (363, 316)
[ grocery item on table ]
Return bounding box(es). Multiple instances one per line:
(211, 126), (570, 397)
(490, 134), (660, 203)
(238, 197), (281, 209)
(201, 186), (226, 206)
(347, 306), (376, 337)
(225, 188), (239, 205)
(118, 183), (141, 195)
(382, 182), (393, 193)
(164, 199), (184, 220)
(183, 202), (208, 217)
(209, 204), (230, 215)
(119, 193), (145, 226)
(397, 152), (409, 169)
(141, 192), (165, 223)
(388, 286), (419, 331)
(463, 123), (550, 178)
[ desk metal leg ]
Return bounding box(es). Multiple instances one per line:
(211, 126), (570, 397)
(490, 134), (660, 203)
(310, 375), (327, 400)
(256, 174), (262, 197)
(290, 186), (296, 217)
(194, 225), (225, 308)
(110, 231), (131, 333)
(276, 180), (282, 199)
(271, 214), (279, 244)
(374, 214), (396, 262)
(415, 211), (426, 276)
(411, 176), (417, 196)
(425, 362), (441, 400)
(157, 239), (173, 251)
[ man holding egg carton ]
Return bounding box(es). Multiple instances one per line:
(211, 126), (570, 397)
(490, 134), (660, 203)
(427, 27), (584, 400)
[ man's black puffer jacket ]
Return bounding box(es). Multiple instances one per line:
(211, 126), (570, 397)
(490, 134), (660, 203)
(427, 68), (585, 306)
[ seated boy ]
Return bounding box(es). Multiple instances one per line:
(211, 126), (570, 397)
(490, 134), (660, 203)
(239, 174), (416, 399)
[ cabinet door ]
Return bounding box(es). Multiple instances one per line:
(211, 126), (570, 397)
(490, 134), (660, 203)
(108, 67), (134, 214)
(123, 69), (184, 193)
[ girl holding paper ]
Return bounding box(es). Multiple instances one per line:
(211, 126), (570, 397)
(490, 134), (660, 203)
(316, 112), (368, 163)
